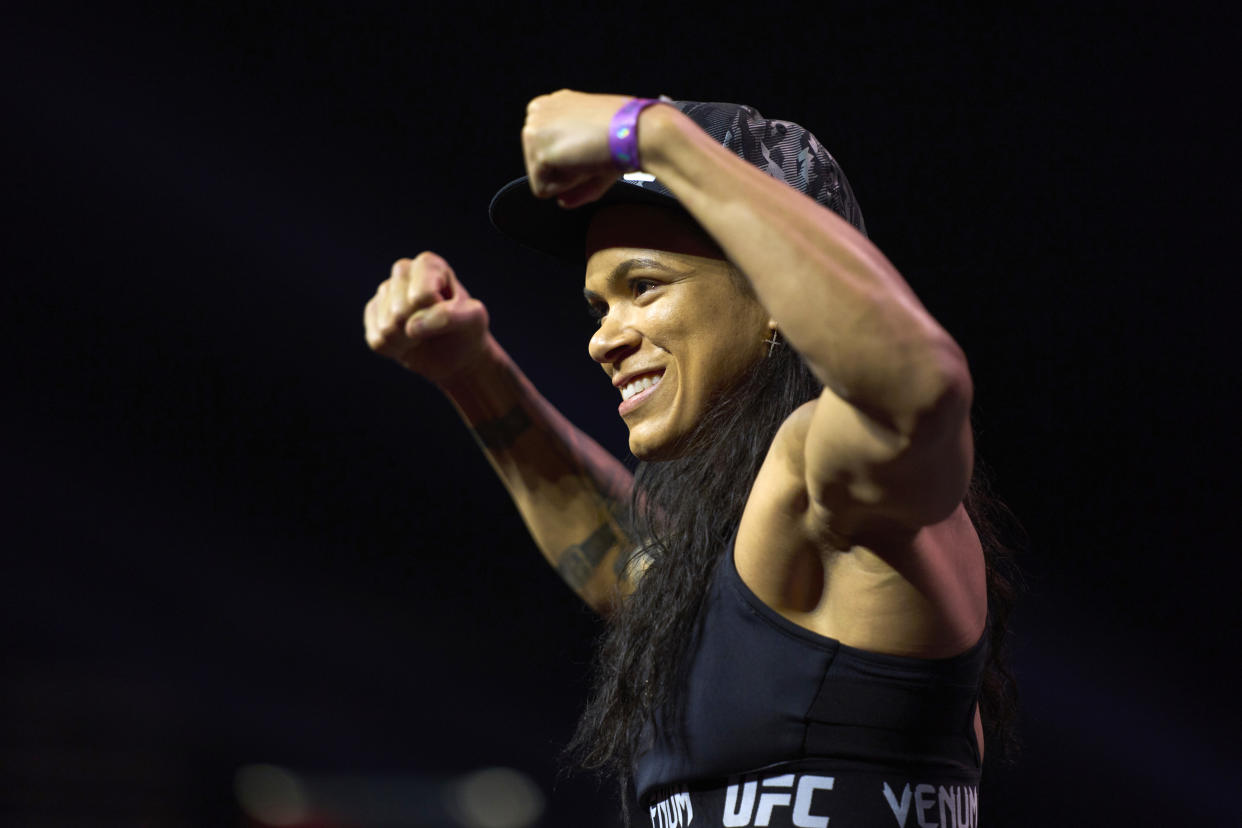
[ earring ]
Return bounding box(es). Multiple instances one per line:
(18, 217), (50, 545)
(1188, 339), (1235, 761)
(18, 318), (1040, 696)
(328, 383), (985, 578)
(763, 329), (780, 357)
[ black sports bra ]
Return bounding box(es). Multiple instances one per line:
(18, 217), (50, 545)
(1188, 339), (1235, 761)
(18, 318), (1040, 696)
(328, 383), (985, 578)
(634, 536), (988, 826)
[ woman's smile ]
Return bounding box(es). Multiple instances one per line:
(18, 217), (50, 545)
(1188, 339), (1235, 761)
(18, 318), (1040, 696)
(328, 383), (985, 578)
(617, 370), (665, 414)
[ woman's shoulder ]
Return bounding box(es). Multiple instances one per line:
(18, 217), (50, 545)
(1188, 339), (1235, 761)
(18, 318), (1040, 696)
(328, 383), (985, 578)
(732, 399), (836, 612)
(739, 397), (837, 545)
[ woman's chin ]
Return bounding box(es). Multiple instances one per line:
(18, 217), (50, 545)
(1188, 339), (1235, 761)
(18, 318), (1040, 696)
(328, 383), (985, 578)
(627, 436), (661, 462)
(627, 427), (688, 463)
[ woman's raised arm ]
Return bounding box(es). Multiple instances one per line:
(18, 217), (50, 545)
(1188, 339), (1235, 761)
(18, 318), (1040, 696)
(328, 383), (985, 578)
(523, 91), (973, 539)
(364, 251), (637, 613)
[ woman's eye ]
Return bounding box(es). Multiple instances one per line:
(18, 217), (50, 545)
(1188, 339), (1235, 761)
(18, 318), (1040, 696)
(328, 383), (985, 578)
(632, 279), (658, 297)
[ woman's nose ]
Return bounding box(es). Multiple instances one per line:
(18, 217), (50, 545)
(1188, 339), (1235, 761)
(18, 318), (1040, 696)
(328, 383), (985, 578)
(588, 311), (641, 365)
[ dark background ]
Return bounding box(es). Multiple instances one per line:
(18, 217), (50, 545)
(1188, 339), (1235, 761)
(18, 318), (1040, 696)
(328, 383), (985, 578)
(4, 2), (1239, 825)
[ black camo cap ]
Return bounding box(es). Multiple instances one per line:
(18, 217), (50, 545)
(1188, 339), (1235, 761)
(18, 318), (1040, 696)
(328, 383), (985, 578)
(488, 98), (867, 266)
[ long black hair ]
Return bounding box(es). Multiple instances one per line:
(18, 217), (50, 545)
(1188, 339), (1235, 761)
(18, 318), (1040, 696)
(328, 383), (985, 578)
(564, 331), (1022, 812)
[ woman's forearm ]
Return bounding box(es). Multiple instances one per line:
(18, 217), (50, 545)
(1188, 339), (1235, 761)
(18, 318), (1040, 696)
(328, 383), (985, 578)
(439, 333), (635, 612)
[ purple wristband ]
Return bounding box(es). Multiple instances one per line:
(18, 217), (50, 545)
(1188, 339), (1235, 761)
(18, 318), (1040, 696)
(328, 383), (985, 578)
(609, 98), (660, 172)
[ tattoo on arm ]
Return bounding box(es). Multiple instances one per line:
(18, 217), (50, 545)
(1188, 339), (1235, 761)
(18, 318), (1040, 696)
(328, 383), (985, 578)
(471, 405), (533, 452)
(557, 522), (619, 590)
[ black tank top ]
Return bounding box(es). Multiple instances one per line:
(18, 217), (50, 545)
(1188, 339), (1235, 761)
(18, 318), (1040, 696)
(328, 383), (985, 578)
(634, 536), (988, 827)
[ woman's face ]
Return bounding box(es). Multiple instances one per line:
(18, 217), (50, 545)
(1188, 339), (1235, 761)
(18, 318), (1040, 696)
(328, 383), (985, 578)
(584, 204), (772, 460)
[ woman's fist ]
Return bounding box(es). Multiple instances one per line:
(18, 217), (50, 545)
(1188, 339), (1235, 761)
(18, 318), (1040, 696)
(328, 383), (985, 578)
(364, 252), (490, 385)
(522, 89), (635, 209)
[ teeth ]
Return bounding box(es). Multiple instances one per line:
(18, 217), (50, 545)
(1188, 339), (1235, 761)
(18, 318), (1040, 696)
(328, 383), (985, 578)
(620, 373), (662, 401)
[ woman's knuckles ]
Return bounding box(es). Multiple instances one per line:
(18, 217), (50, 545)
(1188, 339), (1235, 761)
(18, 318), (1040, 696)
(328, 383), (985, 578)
(415, 305), (448, 333)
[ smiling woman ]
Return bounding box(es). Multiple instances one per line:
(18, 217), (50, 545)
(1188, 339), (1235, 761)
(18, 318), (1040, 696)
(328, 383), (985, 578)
(583, 204), (773, 460)
(364, 92), (1019, 825)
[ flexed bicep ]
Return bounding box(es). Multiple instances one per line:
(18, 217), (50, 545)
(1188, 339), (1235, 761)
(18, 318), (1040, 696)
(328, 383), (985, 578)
(803, 361), (974, 540)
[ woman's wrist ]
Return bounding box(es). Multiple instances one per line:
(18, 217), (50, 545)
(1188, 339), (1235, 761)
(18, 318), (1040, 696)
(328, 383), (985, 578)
(633, 101), (688, 175)
(608, 98), (660, 171)
(632, 102), (736, 202)
(434, 334), (513, 418)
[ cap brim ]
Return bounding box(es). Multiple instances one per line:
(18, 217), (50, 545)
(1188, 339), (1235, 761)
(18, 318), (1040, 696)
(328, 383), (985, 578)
(488, 176), (683, 268)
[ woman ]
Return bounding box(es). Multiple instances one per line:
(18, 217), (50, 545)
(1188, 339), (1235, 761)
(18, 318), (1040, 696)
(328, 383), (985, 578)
(365, 91), (1017, 825)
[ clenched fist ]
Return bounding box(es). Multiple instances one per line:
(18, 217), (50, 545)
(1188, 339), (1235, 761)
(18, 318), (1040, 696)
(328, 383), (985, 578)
(522, 89), (637, 209)
(364, 252), (490, 386)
